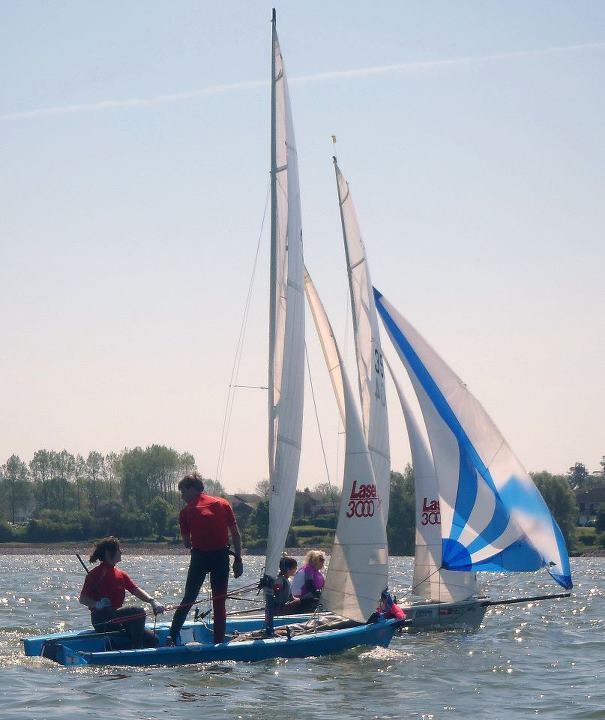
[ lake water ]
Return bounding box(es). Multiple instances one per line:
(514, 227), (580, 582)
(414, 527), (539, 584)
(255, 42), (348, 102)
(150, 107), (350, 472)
(1, 554), (603, 720)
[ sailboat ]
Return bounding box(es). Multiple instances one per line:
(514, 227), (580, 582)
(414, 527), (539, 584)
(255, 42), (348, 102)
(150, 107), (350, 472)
(375, 289), (573, 626)
(331, 157), (572, 628)
(22, 10), (402, 667)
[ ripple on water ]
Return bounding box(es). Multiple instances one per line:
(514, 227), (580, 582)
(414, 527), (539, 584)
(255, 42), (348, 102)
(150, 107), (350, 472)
(0, 555), (604, 719)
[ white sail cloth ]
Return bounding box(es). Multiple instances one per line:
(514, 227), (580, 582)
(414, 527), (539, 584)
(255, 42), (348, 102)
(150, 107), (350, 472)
(334, 160), (391, 523)
(265, 19), (305, 579)
(386, 359), (478, 603)
(305, 269), (388, 622)
(375, 289), (572, 590)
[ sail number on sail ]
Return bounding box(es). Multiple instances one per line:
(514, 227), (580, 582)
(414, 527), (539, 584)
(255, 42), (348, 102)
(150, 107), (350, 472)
(374, 348), (386, 406)
(346, 480), (379, 518)
(421, 497), (441, 526)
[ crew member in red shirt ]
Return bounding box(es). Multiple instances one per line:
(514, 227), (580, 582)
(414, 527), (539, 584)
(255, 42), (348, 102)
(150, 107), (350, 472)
(79, 536), (165, 648)
(169, 472), (243, 645)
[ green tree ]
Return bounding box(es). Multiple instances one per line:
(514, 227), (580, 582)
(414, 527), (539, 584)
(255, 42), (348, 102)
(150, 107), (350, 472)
(49, 450), (77, 512)
(85, 451), (104, 512)
(149, 496), (171, 538)
(567, 462), (590, 489)
(531, 471), (578, 548)
(595, 507), (605, 533)
(1, 455), (31, 524)
(254, 479), (270, 500)
(311, 482), (341, 513)
(246, 500), (269, 544)
(387, 467), (415, 556)
(30, 449), (53, 508)
(203, 478), (226, 496)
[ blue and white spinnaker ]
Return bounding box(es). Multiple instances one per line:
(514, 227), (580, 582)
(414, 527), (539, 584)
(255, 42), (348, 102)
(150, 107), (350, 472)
(374, 289), (572, 590)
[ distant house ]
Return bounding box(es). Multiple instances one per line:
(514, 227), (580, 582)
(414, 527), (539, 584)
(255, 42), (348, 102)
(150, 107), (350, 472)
(228, 493), (262, 525)
(575, 487), (605, 525)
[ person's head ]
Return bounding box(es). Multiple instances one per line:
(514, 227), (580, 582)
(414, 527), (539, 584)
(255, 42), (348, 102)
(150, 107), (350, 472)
(89, 536), (121, 565)
(278, 556), (298, 578)
(178, 472), (205, 503)
(380, 589), (395, 611)
(304, 550), (326, 571)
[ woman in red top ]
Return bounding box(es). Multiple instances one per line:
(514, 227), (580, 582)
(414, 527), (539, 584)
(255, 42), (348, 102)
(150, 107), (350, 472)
(79, 536), (165, 649)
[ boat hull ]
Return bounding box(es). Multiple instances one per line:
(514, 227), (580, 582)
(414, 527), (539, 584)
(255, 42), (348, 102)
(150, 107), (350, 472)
(23, 618), (400, 666)
(402, 599), (487, 630)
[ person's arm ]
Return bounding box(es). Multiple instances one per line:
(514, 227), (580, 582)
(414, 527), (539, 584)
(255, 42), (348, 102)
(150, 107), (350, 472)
(79, 592), (97, 611)
(130, 585), (165, 614)
(179, 507), (191, 549)
(229, 521), (243, 578)
(229, 522), (242, 560)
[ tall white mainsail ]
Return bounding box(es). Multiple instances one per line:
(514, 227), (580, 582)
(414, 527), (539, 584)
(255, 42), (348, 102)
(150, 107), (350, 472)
(265, 11), (305, 580)
(334, 158), (390, 523)
(386, 359), (478, 603)
(375, 289), (572, 590)
(305, 269), (388, 622)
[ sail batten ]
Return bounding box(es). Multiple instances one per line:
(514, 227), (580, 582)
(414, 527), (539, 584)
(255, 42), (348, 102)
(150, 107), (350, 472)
(375, 288), (572, 591)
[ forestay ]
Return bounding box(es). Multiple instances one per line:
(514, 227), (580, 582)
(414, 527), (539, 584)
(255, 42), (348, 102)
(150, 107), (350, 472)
(305, 269), (388, 622)
(334, 159), (391, 522)
(375, 289), (572, 590)
(266, 15), (305, 579)
(386, 358), (478, 603)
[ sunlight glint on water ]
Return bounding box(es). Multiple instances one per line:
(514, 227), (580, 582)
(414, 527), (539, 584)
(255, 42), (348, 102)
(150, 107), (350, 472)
(1, 554), (603, 719)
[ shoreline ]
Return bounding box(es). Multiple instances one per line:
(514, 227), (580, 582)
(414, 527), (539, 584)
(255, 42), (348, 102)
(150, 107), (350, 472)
(1, 542), (603, 557)
(0, 542), (330, 557)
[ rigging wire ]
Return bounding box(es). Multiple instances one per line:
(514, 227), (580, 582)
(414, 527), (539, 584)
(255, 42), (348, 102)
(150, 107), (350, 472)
(335, 289), (351, 488)
(215, 179), (271, 484)
(304, 340), (337, 515)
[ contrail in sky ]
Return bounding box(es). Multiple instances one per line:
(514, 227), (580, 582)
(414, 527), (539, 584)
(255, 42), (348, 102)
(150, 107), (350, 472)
(1, 42), (603, 122)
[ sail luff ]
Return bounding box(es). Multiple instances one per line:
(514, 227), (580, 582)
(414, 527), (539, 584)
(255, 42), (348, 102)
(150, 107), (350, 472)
(305, 269), (388, 622)
(333, 157), (365, 431)
(333, 159), (391, 524)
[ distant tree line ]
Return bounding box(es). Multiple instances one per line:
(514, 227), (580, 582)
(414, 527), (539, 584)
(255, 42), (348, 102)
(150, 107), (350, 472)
(0, 446), (197, 543)
(0, 447), (601, 552)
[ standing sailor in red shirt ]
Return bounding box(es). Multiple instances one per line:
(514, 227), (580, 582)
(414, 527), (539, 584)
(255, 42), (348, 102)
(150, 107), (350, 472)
(79, 536), (165, 648)
(169, 472), (243, 645)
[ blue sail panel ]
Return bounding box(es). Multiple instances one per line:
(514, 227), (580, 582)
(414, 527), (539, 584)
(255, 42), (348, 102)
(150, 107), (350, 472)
(374, 288), (572, 590)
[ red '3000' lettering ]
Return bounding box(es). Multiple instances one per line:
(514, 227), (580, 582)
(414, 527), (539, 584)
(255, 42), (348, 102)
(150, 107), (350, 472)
(346, 499), (375, 518)
(421, 511), (441, 525)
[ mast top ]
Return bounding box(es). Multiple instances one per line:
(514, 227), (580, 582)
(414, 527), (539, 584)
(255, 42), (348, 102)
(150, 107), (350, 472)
(272, 8), (276, 23)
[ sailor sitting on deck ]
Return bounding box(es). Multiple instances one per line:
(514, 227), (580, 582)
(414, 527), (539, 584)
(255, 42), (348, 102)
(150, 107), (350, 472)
(284, 550), (325, 614)
(369, 589), (406, 623)
(273, 556), (297, 614)
(78, 536), (165, 649)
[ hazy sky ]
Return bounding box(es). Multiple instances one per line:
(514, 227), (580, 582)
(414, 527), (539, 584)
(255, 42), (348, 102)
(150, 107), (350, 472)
(1, 1), (603, 493)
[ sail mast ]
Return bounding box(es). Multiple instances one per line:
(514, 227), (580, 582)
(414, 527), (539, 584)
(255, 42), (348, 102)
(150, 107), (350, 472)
(263, 8), (305, 598)
(268, 7), (277, 480)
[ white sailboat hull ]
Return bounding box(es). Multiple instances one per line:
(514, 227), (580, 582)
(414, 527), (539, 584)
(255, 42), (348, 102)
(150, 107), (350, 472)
(402, 598), (487, 630)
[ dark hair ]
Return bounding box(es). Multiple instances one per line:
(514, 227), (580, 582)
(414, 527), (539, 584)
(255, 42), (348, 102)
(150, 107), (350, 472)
(178, 472), (205, 493)
(89, 536), (120, 564)
(278, 556), (297, 574)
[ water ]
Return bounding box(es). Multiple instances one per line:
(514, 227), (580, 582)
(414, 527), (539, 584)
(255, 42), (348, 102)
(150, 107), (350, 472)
(1, 555), (603, 719)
